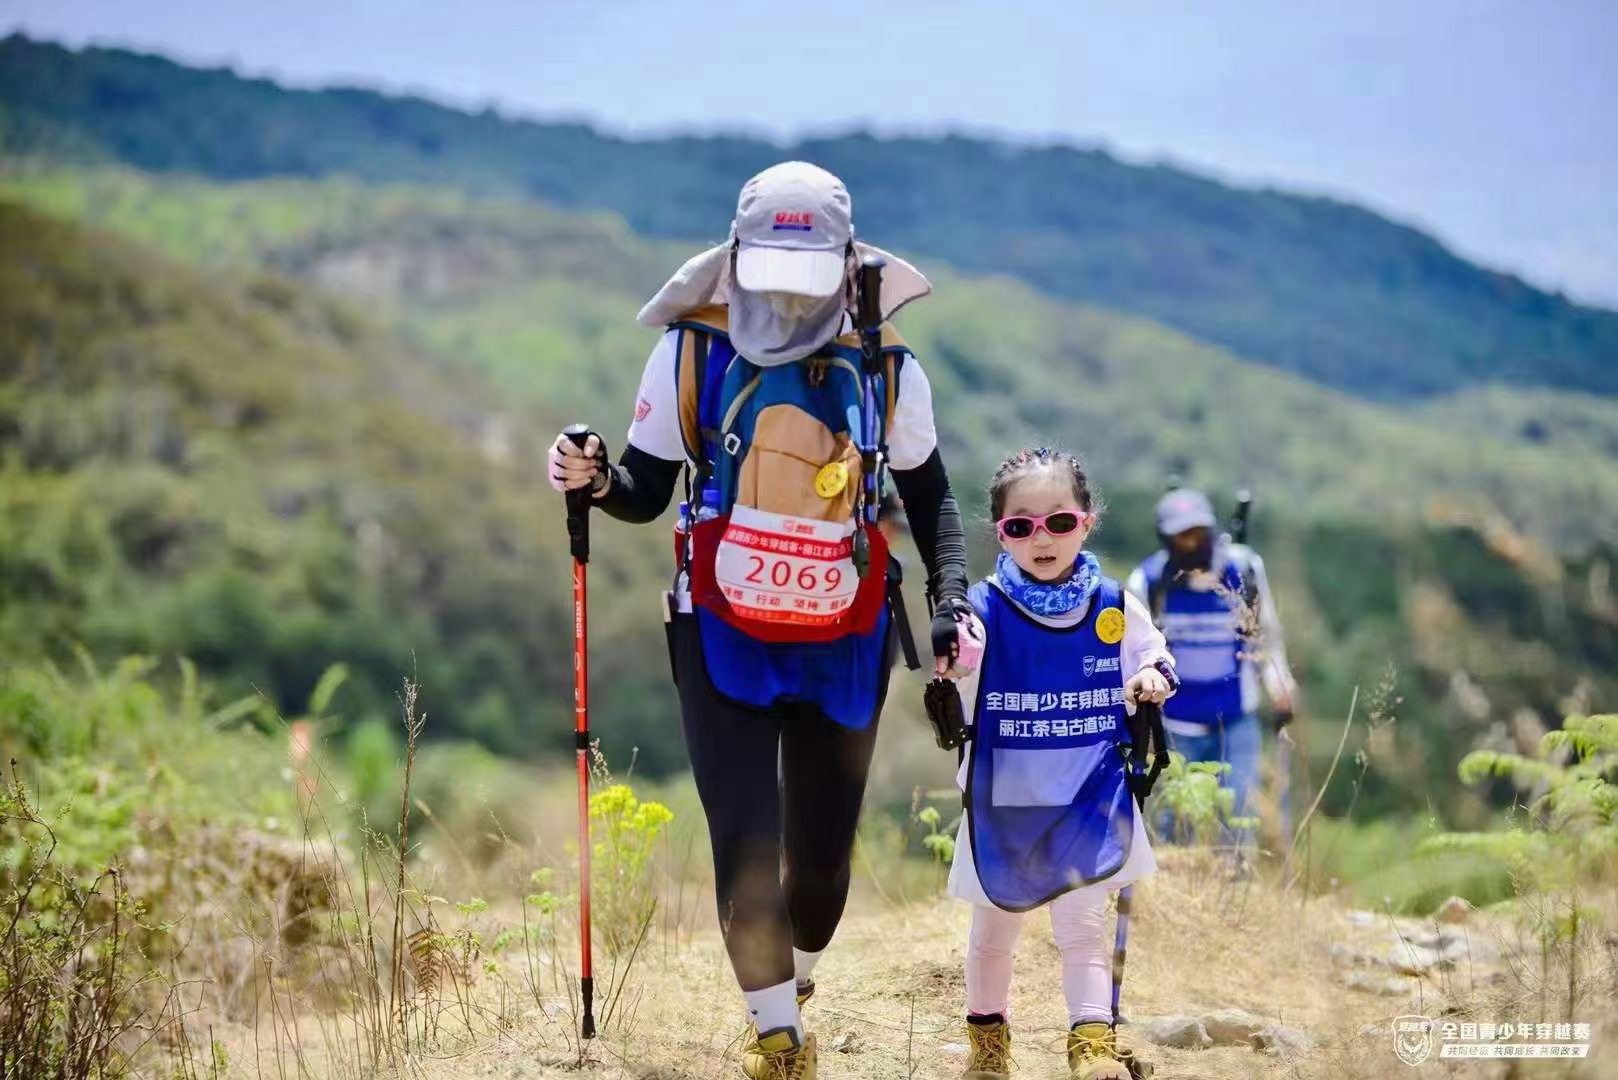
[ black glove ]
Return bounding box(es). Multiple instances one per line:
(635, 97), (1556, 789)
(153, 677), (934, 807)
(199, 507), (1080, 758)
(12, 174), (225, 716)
(923, 678), (970, 750)
(931, 595), (972, 663)
(583, 433), (611, 495)
(1273, 707), (1295, 733)
(554, 427), (612, 496)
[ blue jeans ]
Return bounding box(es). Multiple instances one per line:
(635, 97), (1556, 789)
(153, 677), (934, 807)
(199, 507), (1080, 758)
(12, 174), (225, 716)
(1158, 713), (1261, 853)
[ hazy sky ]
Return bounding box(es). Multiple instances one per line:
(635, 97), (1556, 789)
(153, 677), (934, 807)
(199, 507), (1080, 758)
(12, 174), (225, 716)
(8, 0), (1617, 305)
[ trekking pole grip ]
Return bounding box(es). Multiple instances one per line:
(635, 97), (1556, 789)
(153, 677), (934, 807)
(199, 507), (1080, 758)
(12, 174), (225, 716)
(857, 254), (886, 365)
(1126, 698), (1168, 808)
(563, 423), (593, 564)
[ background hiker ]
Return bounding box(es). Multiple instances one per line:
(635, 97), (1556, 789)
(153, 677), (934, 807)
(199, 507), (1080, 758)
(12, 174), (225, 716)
(550, 161), (973, 1079)
(944, 448), (1175, 1080)
(1126, 487), (1296, 858)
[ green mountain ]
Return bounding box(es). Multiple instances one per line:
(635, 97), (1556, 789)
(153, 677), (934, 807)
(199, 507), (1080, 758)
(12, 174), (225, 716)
(4, 33), (1616, 403)
(9, 167), (1618, 554)
(5, 171), (1617, 822)
(0, 199), (692, 770)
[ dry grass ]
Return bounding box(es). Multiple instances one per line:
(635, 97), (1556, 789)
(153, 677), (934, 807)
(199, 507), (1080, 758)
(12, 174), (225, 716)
(175, 840), (1614, 1080)
(23, 676), (1605, 1079)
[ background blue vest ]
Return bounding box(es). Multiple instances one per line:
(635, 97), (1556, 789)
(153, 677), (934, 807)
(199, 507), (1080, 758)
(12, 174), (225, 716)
(966, 576), (1135, 911)
(1140, 550), (1246, 726)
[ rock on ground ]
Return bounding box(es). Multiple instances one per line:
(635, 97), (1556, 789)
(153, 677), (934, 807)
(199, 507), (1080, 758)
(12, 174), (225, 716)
(1201, 1008), (1271, 1046)
(1139, 1015), (1212, 1049)
(1254, 1023), (1316, 1055)
(1340, 970), (1414, 996)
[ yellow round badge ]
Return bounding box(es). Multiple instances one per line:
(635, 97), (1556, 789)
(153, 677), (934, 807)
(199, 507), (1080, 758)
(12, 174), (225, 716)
(1095, 606), (1125, 645)
(814, 461), (849, 499)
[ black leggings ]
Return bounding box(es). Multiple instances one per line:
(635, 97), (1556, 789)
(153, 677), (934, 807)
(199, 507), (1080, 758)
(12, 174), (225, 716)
(670, 614), (889, 990)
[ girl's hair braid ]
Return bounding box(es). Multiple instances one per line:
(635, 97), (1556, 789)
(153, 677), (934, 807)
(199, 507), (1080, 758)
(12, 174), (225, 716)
(988, 446), (1100, 522)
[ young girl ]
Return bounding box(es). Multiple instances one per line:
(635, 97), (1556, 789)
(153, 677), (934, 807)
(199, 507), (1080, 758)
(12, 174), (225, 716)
(944, 448), (1175, 1080)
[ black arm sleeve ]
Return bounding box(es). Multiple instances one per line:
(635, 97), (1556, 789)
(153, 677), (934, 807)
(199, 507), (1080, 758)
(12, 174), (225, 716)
(891, 447), (969, 606)
(593, 444), (682, 525)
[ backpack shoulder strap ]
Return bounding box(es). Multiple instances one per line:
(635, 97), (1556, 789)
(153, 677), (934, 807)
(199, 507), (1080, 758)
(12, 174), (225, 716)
(832, 320), (910, 446)
(669, 306), (731, 467)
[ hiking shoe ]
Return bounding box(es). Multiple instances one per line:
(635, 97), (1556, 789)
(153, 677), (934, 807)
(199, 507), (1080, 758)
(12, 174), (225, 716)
(962, 1016), (1012, 1079)
(1067, 1022), (1130, 1080)
(796, 979), (815, 1008)
(741, 1026), (815, 1080)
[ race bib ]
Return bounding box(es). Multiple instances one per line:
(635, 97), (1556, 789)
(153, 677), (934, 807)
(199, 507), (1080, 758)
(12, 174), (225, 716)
(713, 506), (859, 626)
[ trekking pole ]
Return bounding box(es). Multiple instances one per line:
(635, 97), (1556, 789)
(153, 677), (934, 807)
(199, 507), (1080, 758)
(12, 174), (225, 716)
(1277, 717), (1295, 871)
(1111, 885), (1134, 1028)
(1229, 488), (1252, 545)
(851, 254), (885, 578)
(1229, 489), (1293, 862)
(562, 423), (597, 1040)
(1115, 699), (1165, 1029)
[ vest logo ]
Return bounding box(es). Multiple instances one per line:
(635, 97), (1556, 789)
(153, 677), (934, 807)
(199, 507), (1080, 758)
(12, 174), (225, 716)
(773, 210), (814, 232)
(635, 397), (653, 422)
(1083, 655), (1121, 677)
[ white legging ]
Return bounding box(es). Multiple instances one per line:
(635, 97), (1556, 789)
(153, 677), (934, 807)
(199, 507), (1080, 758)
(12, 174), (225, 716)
(965, 889), (1113, 1026)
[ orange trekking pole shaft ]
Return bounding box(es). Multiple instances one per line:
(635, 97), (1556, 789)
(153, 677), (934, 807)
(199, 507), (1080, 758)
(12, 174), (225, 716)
(562, 424), (596, 1040)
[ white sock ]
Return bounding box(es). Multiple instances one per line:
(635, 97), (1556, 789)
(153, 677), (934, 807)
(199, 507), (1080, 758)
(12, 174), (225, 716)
(743, 978), (802, 1039)
(792, 946), (823, 987)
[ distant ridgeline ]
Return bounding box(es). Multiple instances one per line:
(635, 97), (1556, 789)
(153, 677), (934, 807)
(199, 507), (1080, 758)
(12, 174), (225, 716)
(3, 33), (1617, 403)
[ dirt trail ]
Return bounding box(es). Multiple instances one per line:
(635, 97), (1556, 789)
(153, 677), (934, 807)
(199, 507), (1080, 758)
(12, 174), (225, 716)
(435, 851), (1612, 1079)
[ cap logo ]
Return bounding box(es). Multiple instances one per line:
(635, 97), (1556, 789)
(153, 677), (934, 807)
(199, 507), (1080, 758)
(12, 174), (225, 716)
(773, 210), (814, 233)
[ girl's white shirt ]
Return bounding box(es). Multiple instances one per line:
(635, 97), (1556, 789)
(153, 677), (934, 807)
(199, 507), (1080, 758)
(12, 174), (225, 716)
(947, 582), (1170, 909)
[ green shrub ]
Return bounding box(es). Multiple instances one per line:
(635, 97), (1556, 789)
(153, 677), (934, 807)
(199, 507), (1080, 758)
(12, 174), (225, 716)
(0, 766), (167, 1078)
(1421, 713), (1618, 1012)
(1151, 751), (1258, 847)
(588, 782), (673, 959)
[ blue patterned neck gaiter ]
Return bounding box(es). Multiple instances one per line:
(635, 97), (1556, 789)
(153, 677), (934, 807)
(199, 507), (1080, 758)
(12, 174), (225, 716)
(995, 549), (1102, 618)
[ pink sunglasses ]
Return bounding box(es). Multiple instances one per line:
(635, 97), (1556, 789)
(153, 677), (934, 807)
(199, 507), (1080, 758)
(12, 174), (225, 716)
(996, 508), (1094, 541)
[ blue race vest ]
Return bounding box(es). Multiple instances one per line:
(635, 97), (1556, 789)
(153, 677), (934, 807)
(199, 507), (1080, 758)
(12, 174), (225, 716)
(671, 311), (906, 729)
(695, 607), (890, 729)
(1140, 551), (1246, 726)
(966, 576), (1135, 911)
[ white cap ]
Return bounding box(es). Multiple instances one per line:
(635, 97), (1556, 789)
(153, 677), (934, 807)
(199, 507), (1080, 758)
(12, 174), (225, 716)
(732, 161), (852, 298)
(1156, 488), (1218, 536)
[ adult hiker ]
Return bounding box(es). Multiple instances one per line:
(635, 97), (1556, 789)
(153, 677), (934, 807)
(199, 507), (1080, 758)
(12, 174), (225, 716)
(1126, 487), (1296, 856)
(943, 448), (1175, 1080)
(549, 161), (975, 1079)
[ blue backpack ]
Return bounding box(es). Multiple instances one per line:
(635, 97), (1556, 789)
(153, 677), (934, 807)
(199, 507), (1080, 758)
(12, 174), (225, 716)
(670, 304), (909, 644)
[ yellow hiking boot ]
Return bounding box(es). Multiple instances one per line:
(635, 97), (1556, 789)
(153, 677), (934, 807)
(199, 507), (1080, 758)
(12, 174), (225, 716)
(741, 1026), (816, 1080)
(961, 1016), (1012, 1079)
(1066, 1022), (1130, 1080)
